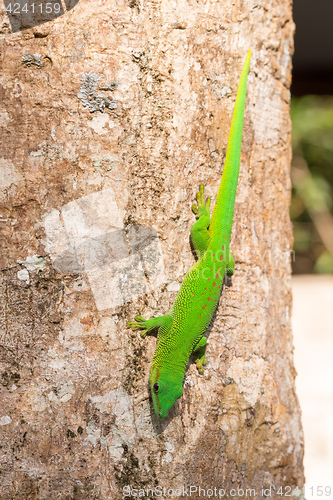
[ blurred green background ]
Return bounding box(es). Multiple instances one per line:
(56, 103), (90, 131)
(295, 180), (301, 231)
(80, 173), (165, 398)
(291, 97), (333, 274)
(291, 0), (333, 275)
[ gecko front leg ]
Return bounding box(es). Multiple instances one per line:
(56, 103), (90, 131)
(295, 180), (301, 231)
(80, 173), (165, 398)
(127, 314), (173, 339)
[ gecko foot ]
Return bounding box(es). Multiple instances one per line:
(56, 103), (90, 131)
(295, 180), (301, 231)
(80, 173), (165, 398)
(195, 356), (207, 374)
(192, 184), (211, 220)
(127, 315), (149, 338)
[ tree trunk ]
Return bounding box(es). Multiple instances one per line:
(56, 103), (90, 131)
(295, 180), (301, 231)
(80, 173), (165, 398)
(0, 0), (304, 498)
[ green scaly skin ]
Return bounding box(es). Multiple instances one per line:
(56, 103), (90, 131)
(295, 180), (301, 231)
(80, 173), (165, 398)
(127, 50), (251, 419)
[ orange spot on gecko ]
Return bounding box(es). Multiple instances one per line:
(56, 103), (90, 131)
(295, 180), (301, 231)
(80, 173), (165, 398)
(220, 254), (224, 261)
(205, 287), (208, 291)
(208, 297), (211, 301)
(212, 282), (216, 287)
(202, 305), (207, 310)
(216, 273), (219, 279)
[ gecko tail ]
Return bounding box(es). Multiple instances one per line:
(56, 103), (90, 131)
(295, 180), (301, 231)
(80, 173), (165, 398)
(209, 50), (251, 245)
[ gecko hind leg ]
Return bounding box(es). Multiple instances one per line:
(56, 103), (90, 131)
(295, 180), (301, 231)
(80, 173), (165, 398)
(192, 336), (207, 374)
(191, 184), (211, 258)
(127, 314), (172, 339)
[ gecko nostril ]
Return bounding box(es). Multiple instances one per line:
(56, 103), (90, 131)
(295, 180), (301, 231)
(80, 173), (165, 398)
(153, 383), (159, 392)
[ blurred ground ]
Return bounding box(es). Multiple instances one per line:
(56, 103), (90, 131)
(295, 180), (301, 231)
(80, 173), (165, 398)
(292, 275), (333, 496)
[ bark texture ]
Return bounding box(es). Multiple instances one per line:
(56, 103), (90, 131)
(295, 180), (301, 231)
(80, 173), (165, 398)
(0, 0), (304, 498)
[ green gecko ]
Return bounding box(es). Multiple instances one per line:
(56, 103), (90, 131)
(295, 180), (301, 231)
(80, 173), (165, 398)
(127, 50), (251, 418)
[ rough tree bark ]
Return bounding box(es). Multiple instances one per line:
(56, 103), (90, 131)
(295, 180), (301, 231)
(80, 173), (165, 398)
(0, 0), (304, 498)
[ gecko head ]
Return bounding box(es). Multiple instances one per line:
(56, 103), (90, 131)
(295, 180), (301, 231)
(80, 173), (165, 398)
(149, 369), (183, 419)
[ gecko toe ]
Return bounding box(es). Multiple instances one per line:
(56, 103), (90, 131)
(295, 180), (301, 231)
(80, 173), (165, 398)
(135, 315), (145, 321)
(195, 358), (207, 374)
(192, 204), (199, 215)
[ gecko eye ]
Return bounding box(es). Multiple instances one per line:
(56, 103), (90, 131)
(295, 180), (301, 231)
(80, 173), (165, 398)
(153, 383), (159, 392)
